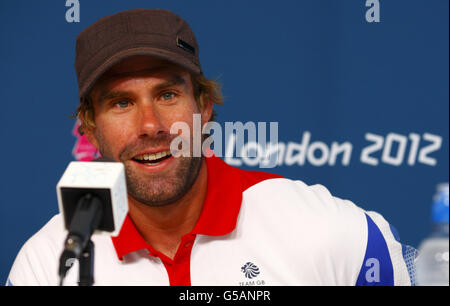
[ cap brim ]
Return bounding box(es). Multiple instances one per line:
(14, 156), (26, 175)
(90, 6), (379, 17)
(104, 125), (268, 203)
(79, 47), (201, 98)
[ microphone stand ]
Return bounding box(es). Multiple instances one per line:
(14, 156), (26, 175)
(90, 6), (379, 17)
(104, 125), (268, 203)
(59, 194), (102, 286)
(78, 240), (95, 286)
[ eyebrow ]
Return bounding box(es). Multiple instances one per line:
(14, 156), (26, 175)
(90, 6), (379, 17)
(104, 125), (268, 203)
(97, 90), (131, 104)
(153, 75), (187, 92)
(96, 74), (188, 104)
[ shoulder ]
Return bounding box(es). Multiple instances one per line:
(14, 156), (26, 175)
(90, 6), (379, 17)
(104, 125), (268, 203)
(7, 214), (66, 286)
(240, 172), (366, 224)
(18, 214), (67, 258)
(7, 214), (120, 286)
(24, 214), (67, 252)
(240, 174), (367, 249)
(238, 173), (412, 286)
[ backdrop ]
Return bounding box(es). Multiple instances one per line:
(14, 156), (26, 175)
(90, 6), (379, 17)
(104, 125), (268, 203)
(0, 0), (448, 283)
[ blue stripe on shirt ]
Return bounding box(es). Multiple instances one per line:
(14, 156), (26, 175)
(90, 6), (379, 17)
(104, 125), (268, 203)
(356, 214), (394, 286)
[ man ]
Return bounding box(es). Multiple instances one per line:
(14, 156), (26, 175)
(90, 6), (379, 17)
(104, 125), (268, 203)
(7, 9), (415, 286)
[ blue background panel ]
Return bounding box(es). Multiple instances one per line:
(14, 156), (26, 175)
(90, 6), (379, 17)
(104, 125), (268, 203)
(0, 0), (448, 282)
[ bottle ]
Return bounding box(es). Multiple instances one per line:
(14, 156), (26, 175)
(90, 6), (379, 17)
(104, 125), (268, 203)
(416, 183), (449, 286)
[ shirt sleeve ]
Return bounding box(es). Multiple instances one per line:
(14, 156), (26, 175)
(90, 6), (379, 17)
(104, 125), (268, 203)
(355, 211), (416, 286)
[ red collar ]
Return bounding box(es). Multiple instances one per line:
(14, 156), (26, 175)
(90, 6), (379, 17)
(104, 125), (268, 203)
(111, 155), (282, 260)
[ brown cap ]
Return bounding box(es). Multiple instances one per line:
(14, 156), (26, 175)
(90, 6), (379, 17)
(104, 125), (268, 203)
(75, 9), (202, 98)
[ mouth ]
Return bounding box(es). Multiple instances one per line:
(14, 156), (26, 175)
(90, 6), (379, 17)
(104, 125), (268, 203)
(132, 150), (173, 166)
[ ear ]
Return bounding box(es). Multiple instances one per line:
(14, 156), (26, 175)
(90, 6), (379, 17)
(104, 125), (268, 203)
(201, 98), (213, 125)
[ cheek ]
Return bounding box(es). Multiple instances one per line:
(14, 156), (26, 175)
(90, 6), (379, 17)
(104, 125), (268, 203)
(160, 100), (199, 130)
(94, 115), (133, 156)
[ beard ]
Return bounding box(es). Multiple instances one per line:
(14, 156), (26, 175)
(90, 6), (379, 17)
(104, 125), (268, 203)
(124, 155), (202, 207)
(95, 130), (203, 207)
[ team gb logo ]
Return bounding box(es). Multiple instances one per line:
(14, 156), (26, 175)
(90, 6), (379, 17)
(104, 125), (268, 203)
(241, 262), (260, 279)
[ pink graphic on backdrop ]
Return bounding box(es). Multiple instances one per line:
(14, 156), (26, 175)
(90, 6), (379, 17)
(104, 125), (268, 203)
(72, 120), (101, 161)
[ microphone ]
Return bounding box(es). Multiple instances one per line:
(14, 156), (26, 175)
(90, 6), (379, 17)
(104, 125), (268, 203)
(56, 158), (128, 285)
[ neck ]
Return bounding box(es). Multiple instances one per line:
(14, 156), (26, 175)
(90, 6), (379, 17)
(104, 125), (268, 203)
(127, 159), (208, 259)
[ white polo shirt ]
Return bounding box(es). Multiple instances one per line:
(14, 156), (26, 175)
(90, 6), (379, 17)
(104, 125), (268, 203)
(6, 156), (414, 286)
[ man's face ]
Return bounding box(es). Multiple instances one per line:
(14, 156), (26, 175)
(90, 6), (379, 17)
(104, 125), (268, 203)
(86, 56), (211, 207)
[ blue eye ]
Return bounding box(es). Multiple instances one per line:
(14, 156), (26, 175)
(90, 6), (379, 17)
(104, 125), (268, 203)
(115, 100), (130, 108)
(161, 92), (176, 101)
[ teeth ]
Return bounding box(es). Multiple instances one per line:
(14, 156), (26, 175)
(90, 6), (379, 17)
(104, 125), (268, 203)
(134, 150), (171, 162)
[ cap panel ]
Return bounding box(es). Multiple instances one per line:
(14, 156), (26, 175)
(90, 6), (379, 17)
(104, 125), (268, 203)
(75, 9), (202, 98)
(79, 46), (201, 97)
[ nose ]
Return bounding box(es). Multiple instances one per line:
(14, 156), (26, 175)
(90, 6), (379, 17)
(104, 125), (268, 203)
(136, 102), (166, 138)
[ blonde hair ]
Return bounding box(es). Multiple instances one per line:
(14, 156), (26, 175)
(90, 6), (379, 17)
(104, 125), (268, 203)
(76, 73), (223, 135)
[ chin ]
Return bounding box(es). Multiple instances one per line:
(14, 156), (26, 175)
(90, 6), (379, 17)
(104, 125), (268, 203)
(129, 183), (187, 207)
(125, 156), (202, 207)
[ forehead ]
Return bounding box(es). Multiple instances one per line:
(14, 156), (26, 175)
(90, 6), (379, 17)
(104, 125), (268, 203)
(92, 56), (192, 94)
